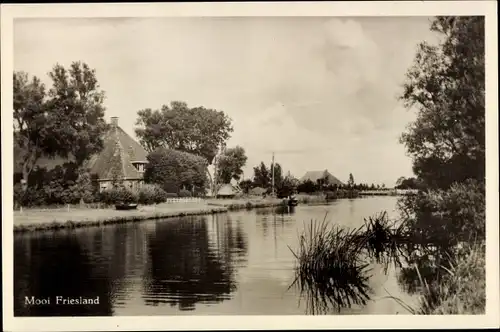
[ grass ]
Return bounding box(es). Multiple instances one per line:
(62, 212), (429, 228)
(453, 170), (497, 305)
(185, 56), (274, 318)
(386, 242), (485, 315)
(13, 203), (228, 233)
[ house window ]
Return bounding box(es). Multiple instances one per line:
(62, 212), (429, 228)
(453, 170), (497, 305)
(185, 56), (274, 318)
(133, 163), (145, 172)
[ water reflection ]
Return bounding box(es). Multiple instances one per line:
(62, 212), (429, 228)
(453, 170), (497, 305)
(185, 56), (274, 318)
(14, 232), (114, 316)
(143, 214), (248, 311)
(14, 197), (412, 316)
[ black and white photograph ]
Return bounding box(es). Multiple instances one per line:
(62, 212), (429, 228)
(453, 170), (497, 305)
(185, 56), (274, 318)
(1, 2), (498, 331)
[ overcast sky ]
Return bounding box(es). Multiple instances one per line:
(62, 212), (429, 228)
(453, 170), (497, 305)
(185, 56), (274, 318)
(14, 17), (439, 186)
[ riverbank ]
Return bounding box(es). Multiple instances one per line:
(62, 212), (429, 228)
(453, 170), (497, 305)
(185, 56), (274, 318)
(13, 194), (356, 233)
(13, 197), (291, 233)
(13, 202), (227, 233)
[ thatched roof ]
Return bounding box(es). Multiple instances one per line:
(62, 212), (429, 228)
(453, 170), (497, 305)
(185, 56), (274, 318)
(300, 170), (344, 186)
(217, 184), (237, 196)
(249, 187), (267, 196)
(84, 118), (148, 180)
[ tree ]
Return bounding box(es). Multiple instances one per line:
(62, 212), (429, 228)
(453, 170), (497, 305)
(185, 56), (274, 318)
(215, 146), (248, 184)
(14, 62), (108, 191)
(297, 180), (317, 194)
(271, 162), (284, 191)
(239, 179), (253, 194)
(252, 162), (271, 189)
(144, 148), (208, 194)
(135, 101), (233, 164)
(400, 17), (485, 189)
(276, 174), (299, 198)
(347, 173), (355, 188)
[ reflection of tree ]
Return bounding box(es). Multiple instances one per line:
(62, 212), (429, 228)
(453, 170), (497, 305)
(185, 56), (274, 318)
(143, 215), (248, 311)
(14, 232), (113, 316)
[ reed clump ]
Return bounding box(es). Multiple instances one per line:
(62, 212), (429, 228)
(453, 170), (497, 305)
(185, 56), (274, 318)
(290, 211), (408, 314)
(290, 215), (375, 314)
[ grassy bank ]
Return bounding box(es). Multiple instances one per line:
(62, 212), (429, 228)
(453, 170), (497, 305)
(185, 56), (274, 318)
(13, 203), (227, 233)
(413, 243), (485, 315)
(14, 196), (300, 233)
(14, 195), (372, 233)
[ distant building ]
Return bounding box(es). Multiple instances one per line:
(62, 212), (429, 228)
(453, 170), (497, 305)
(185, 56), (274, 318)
(300, 169), (344, 186)
(216, 184), (238, 198)
(84, 117), (148, 192)
(249, 187), (267, 196)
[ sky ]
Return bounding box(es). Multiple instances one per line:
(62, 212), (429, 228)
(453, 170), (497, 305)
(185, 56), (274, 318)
(14, 16), (440, 186)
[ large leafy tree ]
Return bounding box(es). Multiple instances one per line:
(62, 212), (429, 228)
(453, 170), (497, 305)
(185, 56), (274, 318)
(13, 61), (108, 190)
(135, 101), (233, 164)
(144, 147), (208, 194)
(215, 146), (248, 184)
(400, 17), (485, 190)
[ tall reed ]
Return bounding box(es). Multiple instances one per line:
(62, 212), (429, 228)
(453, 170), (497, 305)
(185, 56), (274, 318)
(289, 211), (408, 314)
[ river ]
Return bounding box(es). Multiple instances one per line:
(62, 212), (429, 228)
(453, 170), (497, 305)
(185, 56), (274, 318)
(14, 196), (417, 316)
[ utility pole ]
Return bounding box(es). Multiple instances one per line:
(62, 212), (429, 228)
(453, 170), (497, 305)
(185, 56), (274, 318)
(271, 152), (275, 197)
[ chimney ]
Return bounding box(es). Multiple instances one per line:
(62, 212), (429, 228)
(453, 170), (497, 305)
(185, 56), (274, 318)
(111, 117), (119, 127)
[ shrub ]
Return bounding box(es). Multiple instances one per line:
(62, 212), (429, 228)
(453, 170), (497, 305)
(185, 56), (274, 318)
(99, 186), (138, 205)
(165, 192), (178, 198)
(136, 184), (168, 205)
(397, 178), (485, 249)
(178, 189), (192, 197)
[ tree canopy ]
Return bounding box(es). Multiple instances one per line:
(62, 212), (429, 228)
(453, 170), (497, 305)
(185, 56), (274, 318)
(144, 147), (208, 194)
(400, 17), (485, 189)
(215, 146), (248, 184)
(252, 162), (271, 189)
(135, 101), (233, 165)
(14, 62), (108, 189)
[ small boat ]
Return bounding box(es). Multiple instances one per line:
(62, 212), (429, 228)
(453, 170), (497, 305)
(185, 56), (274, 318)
(115, 203), (138, 211)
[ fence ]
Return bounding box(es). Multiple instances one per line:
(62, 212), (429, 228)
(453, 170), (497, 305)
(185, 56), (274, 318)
(165, 197), (205, 204)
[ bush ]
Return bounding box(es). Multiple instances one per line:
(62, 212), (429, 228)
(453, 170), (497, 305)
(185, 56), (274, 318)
(99, 186), (138, 205)
(178, 189), (192, 197)
(136, 184), (168, 205)
(165, 192), (178, 198)
(398, 178), (485, 248)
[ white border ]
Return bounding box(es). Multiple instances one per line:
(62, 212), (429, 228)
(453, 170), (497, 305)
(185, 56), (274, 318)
(2, 2), (499, 331)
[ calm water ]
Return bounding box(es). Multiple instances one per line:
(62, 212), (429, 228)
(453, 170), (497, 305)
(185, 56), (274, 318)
(14, 197), (416, 316)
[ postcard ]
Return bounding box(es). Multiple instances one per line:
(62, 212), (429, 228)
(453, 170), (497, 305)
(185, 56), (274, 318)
(1, 1), (499, 331)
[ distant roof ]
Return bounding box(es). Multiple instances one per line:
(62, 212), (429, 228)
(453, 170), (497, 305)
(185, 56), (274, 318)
(249, 187), (267, 195)
(217, 184), (237, 196)
(300, 170), (344, 186)
(84, 125), (148, 180)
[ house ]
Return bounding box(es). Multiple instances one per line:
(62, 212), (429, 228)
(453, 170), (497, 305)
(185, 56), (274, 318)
(216, 184), (238, 198)
(300, 169), (344, 186)
(14, 116), (149, 192)
(84, 117), (148, 192)
(249, 187), (267, 196)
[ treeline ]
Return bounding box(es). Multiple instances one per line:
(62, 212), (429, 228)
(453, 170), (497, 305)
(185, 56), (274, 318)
(239, 163), (372, 199)
(239, 161), (298, 198)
